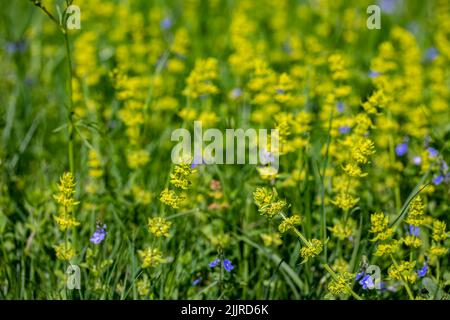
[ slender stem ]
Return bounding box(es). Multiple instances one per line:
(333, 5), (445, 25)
(390, 255), (414, 300)
(63, 19), (75, 174)
(279, 212), (311, 248)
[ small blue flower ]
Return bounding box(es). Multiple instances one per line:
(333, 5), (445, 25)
(417, 263), (428, 278)
(223, 259), (234, 272)
(425, 47), (439, 61)
(428, 147), (438, 158)
(379, 0), (397, 14)
(432, 175), (444, 185)
(276, 88), (285, 94)
(230, 88), (242, 99)
(160, 17), (173, 30)
(413, 156), (422, 166)
(90, 224), (107, 244)
(209, 259), (220, 268)
(336, 101), (344, 113)
(260, 149), (275, 165)
(369, 70), (380, 78)
(192, 277), (202, 286)
(338, 126), (351, 135)
(355, 272), (364, 281)
(395, 143), (408, 157)
(409, 225), (420, 237)
(359, 274), (375, 290)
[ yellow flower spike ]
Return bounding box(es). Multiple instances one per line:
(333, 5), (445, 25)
(299, 239), (323, 262)
(405, 196), (425, 226)
(432, 220), (448, 242)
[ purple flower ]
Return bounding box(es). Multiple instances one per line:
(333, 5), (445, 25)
(337, 101), (344, 113)
(90, 224), (107, 244)
(413, 156), (422, 166)
(209, 259), (220, 268)
(432, 175), (444, 185)
(223, 259), (234, 272)
(425, 48), (439, 61)
(417, 263), (428, 278)
(338, 126), (351, 135)
(395, 143), (408, 157)
(359, 274), (375, 290)
(409, 225), (420, 237)
(428, 147), (438, 158)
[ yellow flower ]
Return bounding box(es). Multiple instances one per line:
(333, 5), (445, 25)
(330, 219), (355, 240)
(402, 235), (422, 248)
(405, 196), (425, 226)
(160, 189), (184, 209)
(54, 172), (79, 210)
(54, 214), (80, 231)
(55, 242), (76, 261)
(260, 233), (282, 247)
(342, 163), (367, 178)
(183, 58), (219, 99)
(351, 137), (375, 164)
(138, 247), (166, 268)
(429, 245), (448, 256)
(388, 261), (418, 284)
(432, 220), (448, 242)
(279, 215), (302, 233)
(374, 240), (400, 256)
(299, 239), (323, 261)
(148, 217), (172, 238)
(328, 271), (354, 296)
(127, 149), (150, 169)
(170, 163), (196, 190)
(369, 212), (393, 241)
(331, 192), (359, 211)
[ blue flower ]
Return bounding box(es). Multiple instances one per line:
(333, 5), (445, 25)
(432, 175), (443, 185)
(338, 126), (351, 135)
(379, 0), (397, 14)
(223, 259), (234, 272)
(160, 17), (173, 30)
(425, 47), (439, 61)
(409, 225), (420, 237)
(355, 272), (364, 281)
(230, 88), (242, 99)
(209, 259), (220, 268)
(417, 263), (427, 278)
(369, 70), (380, 78)
(192, 277), (202, 286)
(209, 258), (234, 272)
(395, 143), (408, 157)
(336, 101), (344, 113)
(276, 88), (285, 94)
(90, 224), (107, 244)
(413, 156), (421, 166)
(428, 147), (438, 158)
(260, 149), (275, 164)
(359, 274), (375, 290)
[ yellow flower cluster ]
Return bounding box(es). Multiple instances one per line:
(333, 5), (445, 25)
(148, 217), (172, 238)
(160, 162), (196, 209)
(388, 261), (418, 284)
(405, 196), (425, 226)
(327, 271), (354, 296)
(183, 58), (219, 99)
(138, 247), (166, 268)
(53, 172), (80, 231)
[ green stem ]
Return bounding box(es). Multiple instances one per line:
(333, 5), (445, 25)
(279, 212), (311, 248)
(390, 255), (414, 300)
